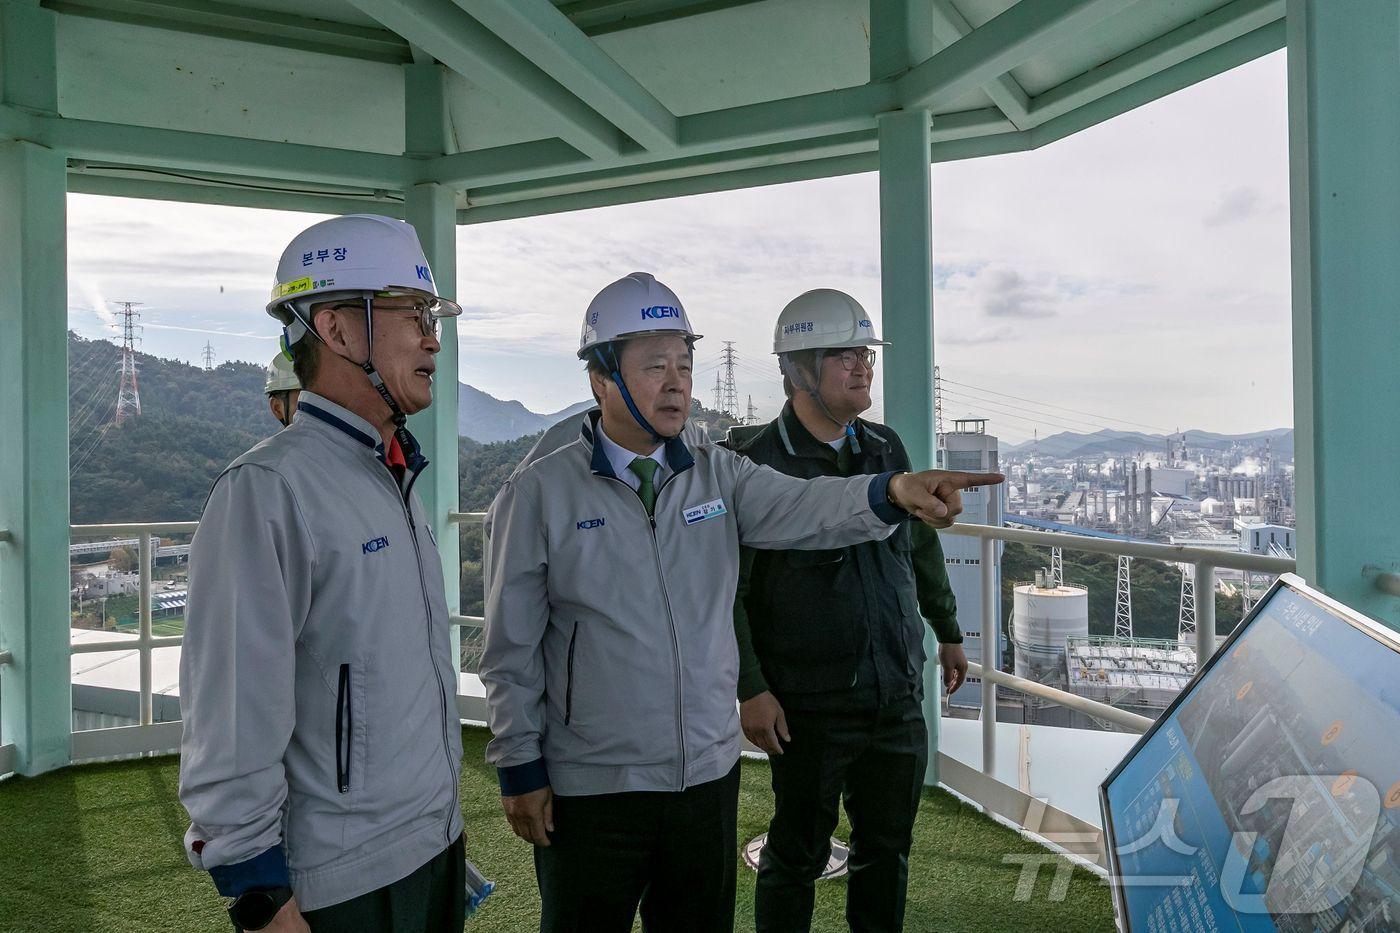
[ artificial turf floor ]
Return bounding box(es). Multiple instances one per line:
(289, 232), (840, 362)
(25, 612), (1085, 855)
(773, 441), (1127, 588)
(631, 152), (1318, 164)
(0, 727), (1115, 932)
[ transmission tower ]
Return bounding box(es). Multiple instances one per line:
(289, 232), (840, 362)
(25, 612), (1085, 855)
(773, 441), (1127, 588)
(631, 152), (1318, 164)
(202, 341), (216, 372)
(933, 365), (945, 441)
(113, 301), (143, 425)
(746, 395), (758, 425)
(1114, 555), (1133, 639)
(712, 371), (723, 413)
(1178, 564), (1196, 646)
(719, 341), (740, 416)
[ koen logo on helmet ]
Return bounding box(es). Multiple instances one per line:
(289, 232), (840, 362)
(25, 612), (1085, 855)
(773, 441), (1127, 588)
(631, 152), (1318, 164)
(640, 305), (680, 320)
(858, 319), (873, 328)
(415, 265), (433, 283)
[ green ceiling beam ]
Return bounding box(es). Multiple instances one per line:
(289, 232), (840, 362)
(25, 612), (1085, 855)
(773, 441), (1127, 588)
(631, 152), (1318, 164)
(464, 105), (1013, 205)
(36, 113), (405, 188)
(897, 0), (1137, 111)
(928, 0), (1032, 129)
(1028, 0), (1284, 126)
(679, 83), (897, 152)
(455, 0), (678, 150)
(66, 171), (406, 215)
(42, 0), (411, 64)
(427, 138), (589, 187)
(1030, 19), (1285, 148)
(557, 0), (766, 36)
(460, 148), (878, 223)
(347, 0), (623, 159)
(467, 129), (878, 205)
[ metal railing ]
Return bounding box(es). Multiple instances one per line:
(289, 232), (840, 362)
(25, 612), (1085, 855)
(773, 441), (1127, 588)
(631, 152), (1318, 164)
(447, 512), (487, 673)
(938, 521), (1296, 779)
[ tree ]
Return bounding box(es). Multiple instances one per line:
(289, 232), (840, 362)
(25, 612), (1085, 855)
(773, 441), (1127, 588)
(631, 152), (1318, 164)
(109, 546), (136, 573)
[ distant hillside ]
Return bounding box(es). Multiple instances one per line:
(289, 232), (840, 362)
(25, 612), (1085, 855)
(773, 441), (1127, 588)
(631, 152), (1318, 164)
(68, 332), (272, 523)
(1005, 427), (1293, 460)
(457, 383), (592, 444)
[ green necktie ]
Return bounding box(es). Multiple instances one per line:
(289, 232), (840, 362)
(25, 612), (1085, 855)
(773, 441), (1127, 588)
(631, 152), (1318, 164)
(628, 457), (660, 516)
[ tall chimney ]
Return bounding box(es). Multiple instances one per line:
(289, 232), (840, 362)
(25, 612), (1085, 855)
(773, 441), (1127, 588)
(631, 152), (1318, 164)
(1144, 465), (1154, 533)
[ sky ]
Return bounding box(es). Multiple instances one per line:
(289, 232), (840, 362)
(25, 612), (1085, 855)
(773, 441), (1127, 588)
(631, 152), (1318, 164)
(66, 51), (1291, 446)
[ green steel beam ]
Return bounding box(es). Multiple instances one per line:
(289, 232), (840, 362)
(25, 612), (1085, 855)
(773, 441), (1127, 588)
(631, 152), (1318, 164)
(455, 0), (678, 150)
(65, 167), (407, 216)
(1028, 0), (1284, 126)
(459, 149), (878, 223)
(36, 112), (406, 188)
(1029, 20), (1285, 149)
(428, 138), (590, 187)
(558, 0), (766, 36)
(0, 3), (71, 776)
(896, 0), (1136, 111)
(347, 0), (623, 159)
(464, 107), (1012, 206)
(466, 129), (877, 205)
(402, 62), (463, 670)
(42, 0), (412, 64)
(928, 0), (1033, 129)
(872, 0), (940, 786)
(678, 83), (897, 151)
(877, 108), (939, 783)
(1287, 0), (1400, 628)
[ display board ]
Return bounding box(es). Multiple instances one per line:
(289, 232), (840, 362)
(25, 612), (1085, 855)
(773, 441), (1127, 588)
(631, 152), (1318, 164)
(1101, 574), (1400, 932)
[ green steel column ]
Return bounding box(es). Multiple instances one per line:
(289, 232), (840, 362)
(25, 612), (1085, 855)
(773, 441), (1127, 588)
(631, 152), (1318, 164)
(873, 0), (940, 785)
(878, 109), (942, 785)
(403, 63), (463, 669)
(1287, 0), (1400, 629)
(0, 1), (71, 774)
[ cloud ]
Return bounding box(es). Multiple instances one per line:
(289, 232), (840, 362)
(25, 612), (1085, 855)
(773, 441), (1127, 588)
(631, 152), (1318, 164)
(977, 267), (1059, 318)
(1204, 186), (1268, 226)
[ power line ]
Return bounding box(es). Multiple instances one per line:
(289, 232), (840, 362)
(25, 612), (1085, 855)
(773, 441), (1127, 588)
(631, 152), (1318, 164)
(940, 377), (1171, 433)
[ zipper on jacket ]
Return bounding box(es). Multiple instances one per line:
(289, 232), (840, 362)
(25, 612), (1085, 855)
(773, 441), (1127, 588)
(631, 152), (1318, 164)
(335, 663), (352, 794)
(597, 472), (690, 790)
(564, 622), (579, 726)
(395, 466), (459, 846)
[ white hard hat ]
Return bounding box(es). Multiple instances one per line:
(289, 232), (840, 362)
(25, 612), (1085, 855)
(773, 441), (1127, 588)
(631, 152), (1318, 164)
(771, 288), (889, 355)
(265, 214), (461, 341)
(264, 352), (301, 394)
(578, 272), (702, 359)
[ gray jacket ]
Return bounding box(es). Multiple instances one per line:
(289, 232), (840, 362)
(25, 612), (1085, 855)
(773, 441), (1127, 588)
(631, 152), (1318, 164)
(178, 392), (463, 911)
(482, 413), (905, 797)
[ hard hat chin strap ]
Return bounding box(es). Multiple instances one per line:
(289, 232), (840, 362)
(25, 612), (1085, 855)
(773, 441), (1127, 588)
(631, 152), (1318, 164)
(285, 297), (416, 455)
(781, 353), (861, 454)
(595, 344), (673, 443)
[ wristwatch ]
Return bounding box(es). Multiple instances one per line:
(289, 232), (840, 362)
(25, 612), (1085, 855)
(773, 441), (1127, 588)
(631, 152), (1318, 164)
(228, 885), (294, 931)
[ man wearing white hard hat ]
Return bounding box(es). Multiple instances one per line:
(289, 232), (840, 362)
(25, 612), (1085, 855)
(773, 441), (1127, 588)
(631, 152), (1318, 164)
(179, 214), (466, 933)
(263, 351), (301, 428)
(481, 273), (1002, 932)
(726, 289), (967, 932)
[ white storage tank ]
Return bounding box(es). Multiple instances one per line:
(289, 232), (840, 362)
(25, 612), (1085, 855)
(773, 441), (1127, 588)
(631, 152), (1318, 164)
(1012, 571), (1089, 686)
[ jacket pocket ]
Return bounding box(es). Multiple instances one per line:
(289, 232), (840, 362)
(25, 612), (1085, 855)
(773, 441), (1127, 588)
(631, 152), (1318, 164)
(564, 622), (579, 726)
(335, 663), (352, 794)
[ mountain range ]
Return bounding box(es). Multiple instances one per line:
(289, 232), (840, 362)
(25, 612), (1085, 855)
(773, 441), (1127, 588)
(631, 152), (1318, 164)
(457, 384), (593, 444)
(1004, 427), (1294, 460)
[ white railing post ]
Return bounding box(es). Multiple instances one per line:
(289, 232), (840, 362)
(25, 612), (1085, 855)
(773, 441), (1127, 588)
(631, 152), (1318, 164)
(980, 535), (996, 777)
(138, 532), (153, 726)
(1194, 561), (1216, 668)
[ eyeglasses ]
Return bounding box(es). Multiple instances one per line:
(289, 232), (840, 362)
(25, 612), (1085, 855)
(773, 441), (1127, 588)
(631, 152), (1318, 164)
(823, 348), (877, 372)
(330, 299), (445, 340)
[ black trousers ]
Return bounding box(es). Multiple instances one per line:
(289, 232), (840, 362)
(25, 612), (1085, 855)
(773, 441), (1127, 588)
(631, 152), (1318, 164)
(300, 834), (466, 933)
(534, 763), (740, 933)
(755, 693), (927, 933)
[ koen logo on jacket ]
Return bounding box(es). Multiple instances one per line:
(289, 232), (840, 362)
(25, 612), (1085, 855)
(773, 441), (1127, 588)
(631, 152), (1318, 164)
(362, 535), (390, 554)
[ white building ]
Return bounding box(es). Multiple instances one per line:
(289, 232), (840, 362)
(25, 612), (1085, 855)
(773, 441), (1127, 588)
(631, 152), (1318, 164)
(938, 418), (1002, 710)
